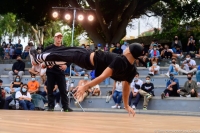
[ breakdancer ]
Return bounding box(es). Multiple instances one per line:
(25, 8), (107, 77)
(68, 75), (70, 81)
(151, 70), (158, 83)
(29, 39), (144, 117)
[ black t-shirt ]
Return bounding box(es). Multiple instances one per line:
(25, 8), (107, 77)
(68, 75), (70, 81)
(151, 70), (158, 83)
(142, 47), (148, 56)
(94, 51), (137, 83)
(12, 82), (23, 88)
(112, 48), (123, 54)
(141, 83), (154, 93)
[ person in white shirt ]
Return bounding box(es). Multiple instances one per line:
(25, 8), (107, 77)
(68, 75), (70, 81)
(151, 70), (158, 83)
(128, 73), (143, 109)
(165, 58), (180, 77)
(15, 84), (35, 110)
(179, 54), (197, 75)
(111, 81), (123, 109)
(148, 61), (160, 76)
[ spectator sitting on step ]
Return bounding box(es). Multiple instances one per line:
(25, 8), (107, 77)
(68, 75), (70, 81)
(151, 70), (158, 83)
(150, 44), (160, 64)
(179, 54), (197, 75)
(4, 45), (10, 59)
(121, 41), (129, 53)
(177, 73), (198, 97)
(88, 70), (101, 96)
(160, 44), (173, 59)
(29, 63), (46, 85)
(172, 46), (183, 59)
(171, 36), (182, 52)
(14, 39), (23, 57)
(15, 84), (35, 110)
(112, 43), (123, 54)
(9, 46), (15, 59)
(128, 73), (143, 110)
(65, 74), (74, 92)
(161, 72), (179, 99)
(136, 42), (148, 67)
(22, 42), (31, 59)
(196, 65), (200, 86)
(27, 75), (40, 94)
(109, 43), (115, 52)
(8, 55), (25, 82)
(4, 52), (10, 60)
(165, 58), (180, 77)
(71, 64), (85, 76)
(104, 43), (110, 52)
(139, 76), (154, 110)
(73, 73), (90, 107)
(187, 35), (195, 54)
(0, 79), (5, 109)
(111, 81), (123, 109)
(148, 61), (160, 76)
(4, 75), (23, 94)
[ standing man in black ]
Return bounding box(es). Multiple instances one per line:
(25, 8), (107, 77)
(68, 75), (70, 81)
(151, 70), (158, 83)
(44, 32), (72, 112)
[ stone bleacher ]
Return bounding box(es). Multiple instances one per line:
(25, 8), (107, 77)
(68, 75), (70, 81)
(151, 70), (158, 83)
(1, 61), (200, 113)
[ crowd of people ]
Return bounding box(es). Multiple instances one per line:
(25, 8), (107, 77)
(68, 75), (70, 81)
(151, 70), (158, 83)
(0, 34), (200, 111)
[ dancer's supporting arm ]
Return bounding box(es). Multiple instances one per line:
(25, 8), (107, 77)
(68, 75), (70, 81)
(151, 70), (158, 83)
(122, 81), (135, 117)
(75, 67), (135, 117)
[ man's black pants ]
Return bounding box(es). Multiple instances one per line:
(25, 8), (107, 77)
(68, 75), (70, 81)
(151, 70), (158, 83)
(46, 72), (68, 110)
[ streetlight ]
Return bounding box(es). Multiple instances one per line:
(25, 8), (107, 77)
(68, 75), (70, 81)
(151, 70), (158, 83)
(77, 14), (84, 21)
(64, 14), (71, 20)
(88, 15), (94, 21)
(52, 11), (59, 18)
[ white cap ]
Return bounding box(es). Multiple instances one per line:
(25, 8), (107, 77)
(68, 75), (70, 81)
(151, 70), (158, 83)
(54, 32), (63, 37)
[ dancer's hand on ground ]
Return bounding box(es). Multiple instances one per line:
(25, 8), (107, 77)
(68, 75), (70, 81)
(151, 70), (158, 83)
(125, 105), (135, 117)
(74, 86), (85, 100)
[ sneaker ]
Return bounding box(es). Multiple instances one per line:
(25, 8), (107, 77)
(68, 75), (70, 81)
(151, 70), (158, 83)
(197, 82), (200, 86)
(161, 93), (165, 99)
(131, 105), (136, 109)
(117, 106), (121, 109)
(148, 72), (154, 76)
(165, 72), (169, 78)
(111, 105), (117, 109)
(54, 104), (61, 110)
(44, 103), (48, 107)
(146, 94), (152, 100)
(61, 107), (73, 112)
(186, 94), (191, 98)
(74, 101), (80, 108)
(143, 106), (147, 110)
(29, 49), (39, 65)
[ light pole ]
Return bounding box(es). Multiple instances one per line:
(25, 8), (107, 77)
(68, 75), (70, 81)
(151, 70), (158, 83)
(52, 7), (95, 77)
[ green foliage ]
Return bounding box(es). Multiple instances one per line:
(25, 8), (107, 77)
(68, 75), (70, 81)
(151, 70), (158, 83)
(0, 13), (17, 37)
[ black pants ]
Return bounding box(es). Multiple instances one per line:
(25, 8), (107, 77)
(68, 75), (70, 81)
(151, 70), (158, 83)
(0, 98), (5, 109)
(163, 51), (172, 59)
(163, 86), (179, 96)
(46, 72), (68, 110)
(128, 92), (141, 107)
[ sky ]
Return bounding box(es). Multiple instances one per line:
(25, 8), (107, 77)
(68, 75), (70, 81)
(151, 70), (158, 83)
(126, 15), (162, 38)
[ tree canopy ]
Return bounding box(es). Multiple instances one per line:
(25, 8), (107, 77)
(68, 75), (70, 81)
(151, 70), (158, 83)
(0, 0), (200, 45)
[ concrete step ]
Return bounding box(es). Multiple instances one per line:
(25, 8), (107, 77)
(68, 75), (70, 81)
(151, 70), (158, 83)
(69, 96), (200, 112)
(72, 108), (200, 116)
(0, 75), (194, 85)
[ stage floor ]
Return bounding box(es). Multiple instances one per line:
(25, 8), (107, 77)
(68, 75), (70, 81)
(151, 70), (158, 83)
(0, 110), (200, 133)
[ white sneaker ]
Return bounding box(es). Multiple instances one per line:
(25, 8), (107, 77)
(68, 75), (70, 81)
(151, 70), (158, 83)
(165, 72), (169, 77)
(148, 72), (154, 76)
(186, 94), (191, 98)
(111, 105), (117, 109)
(132, 105), (136, 109)
(54, 104), (61, 110)
(197, 82), (200, 86)
(117, 106), (121, 109)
